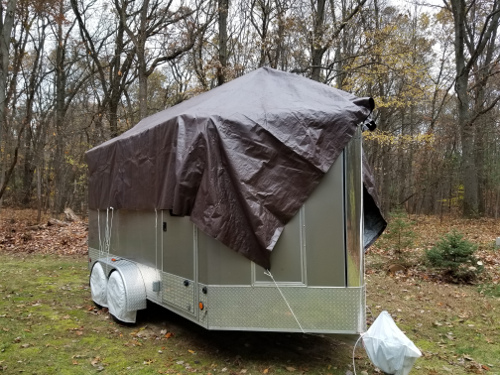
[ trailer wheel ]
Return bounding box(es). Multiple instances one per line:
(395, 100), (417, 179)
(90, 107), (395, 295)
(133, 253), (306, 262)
(107, 271), (137, 324)
(90, 262), (108, 308)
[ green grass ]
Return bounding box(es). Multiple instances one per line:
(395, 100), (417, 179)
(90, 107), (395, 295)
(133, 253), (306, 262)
(1, 254), (499, 374)
(479, 283), (500, 298)
(0, 254), (360, 374)
(366, 271), (500, 375)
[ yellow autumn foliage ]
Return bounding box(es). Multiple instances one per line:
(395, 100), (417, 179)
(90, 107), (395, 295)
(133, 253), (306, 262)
(363, 129), (435, 147)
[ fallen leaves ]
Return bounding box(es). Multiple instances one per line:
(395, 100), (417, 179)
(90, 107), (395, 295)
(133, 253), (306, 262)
(368, 214), (500, 283)
(0, 209), (88, 256)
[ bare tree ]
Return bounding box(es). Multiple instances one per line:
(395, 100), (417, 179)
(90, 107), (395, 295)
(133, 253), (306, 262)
(446, 0), (500, 216)
(50, 0), (90, 212)
(114, 0), (212, 118)
(0, 0), (17, 206)
(0, 0), (16, 149)
(309, 0), (368, 82)
(71, 0), (136, 139)
(0, 1), (34, 203)
(217, 0), (230, 85)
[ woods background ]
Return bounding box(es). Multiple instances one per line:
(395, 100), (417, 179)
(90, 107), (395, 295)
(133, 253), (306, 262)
(0, 0), (499, 220)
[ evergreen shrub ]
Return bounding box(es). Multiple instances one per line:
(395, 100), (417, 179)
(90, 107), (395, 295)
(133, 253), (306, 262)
(426, 230), (483, 283)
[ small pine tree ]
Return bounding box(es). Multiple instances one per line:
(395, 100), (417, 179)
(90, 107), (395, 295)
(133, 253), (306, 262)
(383, 209), (416, 256)
(425, 230), (483, 283)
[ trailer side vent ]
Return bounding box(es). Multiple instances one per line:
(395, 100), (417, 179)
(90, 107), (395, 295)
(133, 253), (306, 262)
(152, 281), (161, 292)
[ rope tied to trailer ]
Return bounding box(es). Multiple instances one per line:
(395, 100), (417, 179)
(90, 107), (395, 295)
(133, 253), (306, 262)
(97, 207), (114, 258)
(352, 334), (364, 375)
(264, 270), (305, 334)
(155, 208), (158, 269)
(97, 209), (102, 257)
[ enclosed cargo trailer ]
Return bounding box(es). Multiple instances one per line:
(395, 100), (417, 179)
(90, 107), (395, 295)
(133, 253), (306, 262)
(86, 68), (385, 333)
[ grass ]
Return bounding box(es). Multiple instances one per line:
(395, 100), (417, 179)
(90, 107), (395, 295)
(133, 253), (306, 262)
(0, 254), (499, 374)
(478, 283), (500, 298)
(366, 272), (500, 374)
(0, 254), (360, 374)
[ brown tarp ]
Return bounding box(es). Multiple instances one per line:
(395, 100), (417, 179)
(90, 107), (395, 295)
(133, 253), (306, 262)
(86, 67), (383, 269)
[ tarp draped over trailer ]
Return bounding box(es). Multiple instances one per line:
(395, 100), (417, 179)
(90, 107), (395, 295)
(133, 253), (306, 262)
(86, 67), (385, 270)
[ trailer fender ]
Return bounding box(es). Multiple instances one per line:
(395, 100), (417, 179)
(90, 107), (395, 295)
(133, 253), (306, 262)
(98, 259), (148, 323)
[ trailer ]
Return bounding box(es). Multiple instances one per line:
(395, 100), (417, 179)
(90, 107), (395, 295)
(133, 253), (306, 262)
(86, 67), (386, 334)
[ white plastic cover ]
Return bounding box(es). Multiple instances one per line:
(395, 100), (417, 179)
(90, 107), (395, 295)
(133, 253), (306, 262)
(362, 311), (421, 375)
(107, 271), (137, 323)
(90, 263), (108, 307)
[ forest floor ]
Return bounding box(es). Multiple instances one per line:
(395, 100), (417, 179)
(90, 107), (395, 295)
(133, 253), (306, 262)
(0, 208), (499, 374)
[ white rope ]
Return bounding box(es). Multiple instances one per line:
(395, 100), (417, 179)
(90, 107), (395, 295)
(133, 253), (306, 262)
(102, 207), (114, 255)
(97, 209), (102, 257)
(264, 269), (305, 334)
(155, 208), (158, 268)
(352, 333), (364, 375)
(109, 207), (114, 248)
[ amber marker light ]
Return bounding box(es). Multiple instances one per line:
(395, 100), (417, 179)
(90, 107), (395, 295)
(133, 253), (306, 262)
(111, 258), (117, 262)
(199, 302), (204, 310)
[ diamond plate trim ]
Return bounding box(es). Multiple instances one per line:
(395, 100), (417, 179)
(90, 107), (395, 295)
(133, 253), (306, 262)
(89, 247), (100, 270)
(110, 260), (147, 312)
(89, 248), (366, 333)
(162, 272), (195, 315)
(89, 248), (118, 276)
(207, 285), (365, 333)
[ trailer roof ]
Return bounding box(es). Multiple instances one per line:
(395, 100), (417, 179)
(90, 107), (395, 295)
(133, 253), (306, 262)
(86, 67), (384, 269)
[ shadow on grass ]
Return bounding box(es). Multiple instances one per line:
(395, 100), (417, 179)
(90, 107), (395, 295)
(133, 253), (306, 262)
(135, 301), (357, 370)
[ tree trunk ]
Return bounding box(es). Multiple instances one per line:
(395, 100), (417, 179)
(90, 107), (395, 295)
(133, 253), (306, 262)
(452, 0), (478, 216)
(36, 163), (42, 223)
(217, 0), (229, 86)
(311, 0), (326, 82)
(137, 0), (149, 119)
(138, 58), (148, 119)
(21, 119), (34, 205)
(449, 0), (500, 217)
(54, 3), (67, 213)
(0, 0), (17, 150)
(0, 0), (17, 211)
